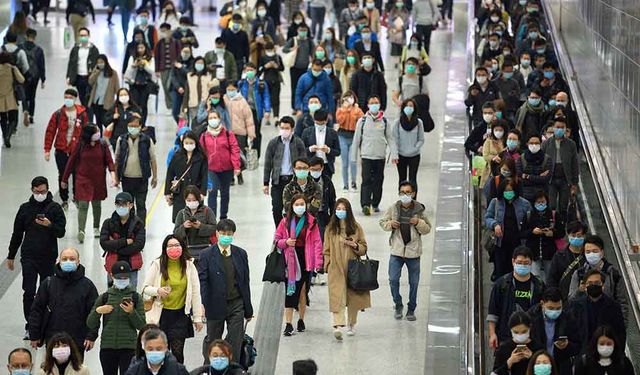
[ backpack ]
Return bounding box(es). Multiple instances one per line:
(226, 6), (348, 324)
(239, 333), (257, 370)
(357, 115), (388, 148)
(22, 43), (39, 81)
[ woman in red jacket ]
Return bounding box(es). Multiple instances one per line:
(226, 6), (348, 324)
(198, 110), (241, 220)
(62, 124), (116, 243)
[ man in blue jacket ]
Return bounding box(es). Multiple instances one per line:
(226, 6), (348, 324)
(198, 219), (253, 364)
(239, 62), (271, 158)
(294, 59), (334, 118)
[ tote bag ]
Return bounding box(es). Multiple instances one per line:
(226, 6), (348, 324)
(347, 254), (379, 291)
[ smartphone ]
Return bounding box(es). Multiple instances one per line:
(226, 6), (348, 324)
(36, 214), (45, 220)
(121, 297), (133, 305)
(515, 345), (527, 353)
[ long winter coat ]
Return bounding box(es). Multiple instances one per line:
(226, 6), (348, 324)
(62, 141), (115, 201)
(0, 63), (24, 112)
(480, 137), (504, 188)
(323, 222), (371, 313)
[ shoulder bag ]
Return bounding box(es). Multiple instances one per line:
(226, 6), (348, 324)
(347, 254), (379, 291)
(169, 162), (193, 194)
(262, 243), (286, 283)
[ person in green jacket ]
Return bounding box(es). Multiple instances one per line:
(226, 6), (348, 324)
(87, 261), (146, 375)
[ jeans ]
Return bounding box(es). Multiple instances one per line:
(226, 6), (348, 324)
(23, 79), (38, 117)
(270, 176), (293, 226)
(208, 170), (234, 219)
(22, 258), (55, 328)
(309, 6), (326, 41)
(170, 91), (184, 123)
(338, 133), (357, 188)
(75, 75), (90, 107)
(77, 200), (102, 232)
(121, 177), (149, 223)
(388, 255), (421, 312)
(54, 150), (70, 202)
(99, 349), (135, 375)
(360, 158), (385, 208)
(549, 177), (570, 220)
(119, 8), (131, 40)
(397, 154), (420, 193)
(202, 297), (245, 364)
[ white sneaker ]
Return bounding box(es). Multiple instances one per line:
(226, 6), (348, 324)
(77, 230), (85, 244)
(346, 325), (356, 336)
(318, 274), (327, 285)
(334, 327), (343, 341)
(311, 275), (317, 285)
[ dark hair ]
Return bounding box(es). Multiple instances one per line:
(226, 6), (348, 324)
(399, 180), (416, 192)
(482, 102), (496, 111)
(309, 156), (324, 167)
(566, 220), (587, 235)
(293, 359), (318, 375)
(508, 311), (531, 329)
(4, 31), (17, 43)
(497, 171), (519, 198)
(508, 128), (521, 139)
(183, 184), (202, 201)
(311, 59), (324, 67)
(137, 7), (150, 15)
(245, 62), (257, 70)
(554, 116), (567, 126)
(526, 134), (541, 143)
(265, 41), (275, 50)
(159, 22), (172, 30)
(542, 287), (562, 302)
(292, 157), (310, 168)
(533, 190), (548, 203)
(313, 109), (328, 122)
(81, 124), (99, 144)
(585, 326), (625, 365)
(26, 28), (37, 38)
(8, 348), (32, 364)
(582, 269), (605, 284)
(512, 245), (533, 260)
(475, 67), (488, 75)
(217, 218), (236, 233)
(327, 198), (358, 237)
(180, 16), (192, 24)
(231, 13), (242, 21)
(159, 234), (190, 280)
(279, 116), (295, 128)
(64, 88), (78, 97)
(308, 94), (321, 102)
(367, 94), (381, 103)
(208, 339), (234, 360)
(529, 87), (543, 97)
(135, 324), (160, 359)
(525, 351), (559, 375)
(31, 176), (49, 189)
(42, 332), (82, 373)
(405, 57), (420, 66)
(584, 234), (604, 250)
(142, 328), (168, 345)
(499, 157), (517, 178)
(542, 62), (555, 70)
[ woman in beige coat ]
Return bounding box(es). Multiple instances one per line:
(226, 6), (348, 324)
(223, 81), (255, 154)
(480, 120), (506, 188)
(0, 52), (24, 148)
(36, 332), (90, 375)
(323, 197), (370, 341)
(88, 54), (120, 130)
(142, 234), (204, 364)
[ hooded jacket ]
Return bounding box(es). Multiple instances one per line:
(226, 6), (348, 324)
(379, 200), (432, 258)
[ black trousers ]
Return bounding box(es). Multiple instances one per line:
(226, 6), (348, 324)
(21, 258), (54, 328)
(24, 79), (38, 117)
(270, 175), (292, 226)
(397, 154), (420, 193)
(267, 80), (281, 117)
(415, 24), (434, 54)
(360, 158), (385, 208)
(130, 84), (150, 125)
(121, 177), (149, 223)
(55, 150), (71, 202)
(92, 104), (106, 131)
(75, 75), (90, 108)
(251, 108), (262, 158)
(137, 0), (157, 20)
(289, 67), (307, 110)
(99, 349), (135, 375)
(0, 110), (18, 142)
(202, 298), (245, 364)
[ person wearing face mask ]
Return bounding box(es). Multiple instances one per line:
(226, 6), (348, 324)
(465, 102), (496, 154)
(157, 1), (181, 29)
(141, 235), (204, 364)
(168, 46), (194, 123)
(480, 119), (506, 188)
(480, 33), (504, 63)
(239, 62), (272, 158)
(173, 186), (217, 259)
(133, 9), (158, 49)
(20, 28), (46, 126)
(65, 27), (100, 107)
(492, 129), (522, 176)
(488, 248), (544, 350)
(294, 95), (323, 137)
(380, 181), (431, 320)
(386, 1), (410, 67)
(573, 326), (634, 375)
(527, 288), (580, 375)
(7, 177), (66, 340)
(114, 116), (158, 223)
(263, 117), (307, 226)
(350, 54), (387, 111)
(308, 156), (337, 235)
(282, 158), (324, 216)
(546, 220), (586, 297)
(99, 192), (146, 288)
(274, 194), (324, 336)
(411, 0), (439, 54)
(400, 35), (430, 75)
(28, 248), (99, 354)
(335, 91), (363, 191)
(181, 56), (216, 127)
(486, 157), (517, 202)
(65, 0), (96, 43)
(7, 348), (33, 375)
(172, 16), (199, 47)
(223, 83), (255, 168)
(124, 42), (157, 125)
(199, 111), (241, 219)
(127, 329), (191, 374)
(251, 2), (276, 40)
(515, 88), (546, 141)
(537, 64), (568, 101)
(165, 132), (209, 222)
(192, 339), (247, 374)
(302, 110), (340, 178)
(323, 198), (369, 339)
(485, 180), (533, 280)
(319, 28), (347, 69)
(88, 55), (120, 129)
(285, 11), (308, 40)
(360, 3), (381, 40)
(199, 219), (254, 363)
(567, 270), (627, 350)
(294, 60), (334, 119)
(516, 52), (534, 86)
(154, 23), (181, 111)
(122, 30), (150, 75)
(352, 27), (385, 72)
(567, 235), (628, 321)
(283, 24), (315, 110)
(258, 42), (284, 118)
(516, 135), (551, 202)
(204, 38), (239, 91)
(545, 92), (579, 146)
(87, 261), (146, 375)
(197, 87), (232, 133)
(493, 62), (523, 122)
(37, 332), (90, 375)
(393, 99), (425, 192)
(522, 191), (558, 282)
(492, 311), (543, 375)
(392, 57), (426, 107)
(339, 0), (364, 43)
(340, 50), (360, 94)
(480, 9), (506, 38)
(465, 67), (500, 125)
(61, 125), (115, 243)
(104, 88), (142, 149)
(221, 14), (250, 77)
(43, 89), (89, 210)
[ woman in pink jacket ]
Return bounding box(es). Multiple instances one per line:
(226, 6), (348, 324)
(198, 110), (241, 220)
(223, 82), (255, 185)
(274, 193), (323, 337)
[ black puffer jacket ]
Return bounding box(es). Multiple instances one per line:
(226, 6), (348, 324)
(28, 264), (99, 348)
(8, 192), (66, 261)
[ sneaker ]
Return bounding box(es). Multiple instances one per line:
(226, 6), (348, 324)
(394, 304), (404, 320)
(343, 186), (349, 193)
(318, 273), (327, 285)
(346, 325), (356, 336)
(77, 230), (85, 244)
(94, 227), (100, 238)
(406, 311), (417, 321)
(373, 207), (381, 213)
(283, 323), (294, 336)
(23, 330), (29, 340)
(22, 112), (30, 127)
(363, 206), (371, 216)
(310, 275), (317, 285)
(29, 116), (34, 124)
(3, 137), (10, 148)
(238, 174), (244, 185)
(350, 183), (357, 192)
(230, 178), (236, 186)
(333, 327), (343, 341)
(297, 319), (306, 332)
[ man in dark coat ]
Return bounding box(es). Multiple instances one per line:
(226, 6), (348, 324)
(349, 53), (387, 110)
(125, 328), (189, 374)
(28, 247), (99, 353)
(302, 110), (341, 178)
(7, 176), (66, 339)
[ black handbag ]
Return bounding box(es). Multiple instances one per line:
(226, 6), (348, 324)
(262, 244), (286, 283)
(347, 254), (379, 291)
(12, 68), (25, 102)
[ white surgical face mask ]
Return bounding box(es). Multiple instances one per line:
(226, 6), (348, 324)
(184, 143), (196, 152)
(476, 76), (487, 84)
(597, 344), (614, 358)
(512, 330), (530, 344)
(119, 95), (130, 104)
(493, 130), (504, 139)
(33, 193), (47, 202)
(483, 114), (494, 123)
(528, 144), (541, 153)
(186, 200), (199, 210)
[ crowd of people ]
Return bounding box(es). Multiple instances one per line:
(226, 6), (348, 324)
(464, 0), (635, 374)
(2, 0), (445, 372)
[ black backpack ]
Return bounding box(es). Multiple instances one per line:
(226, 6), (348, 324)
(21, 43), (39, 81)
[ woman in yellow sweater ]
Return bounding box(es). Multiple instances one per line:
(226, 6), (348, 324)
(142, 234), (204, 364)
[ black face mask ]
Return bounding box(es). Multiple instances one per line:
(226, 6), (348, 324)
(587, 284), (603, 299)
